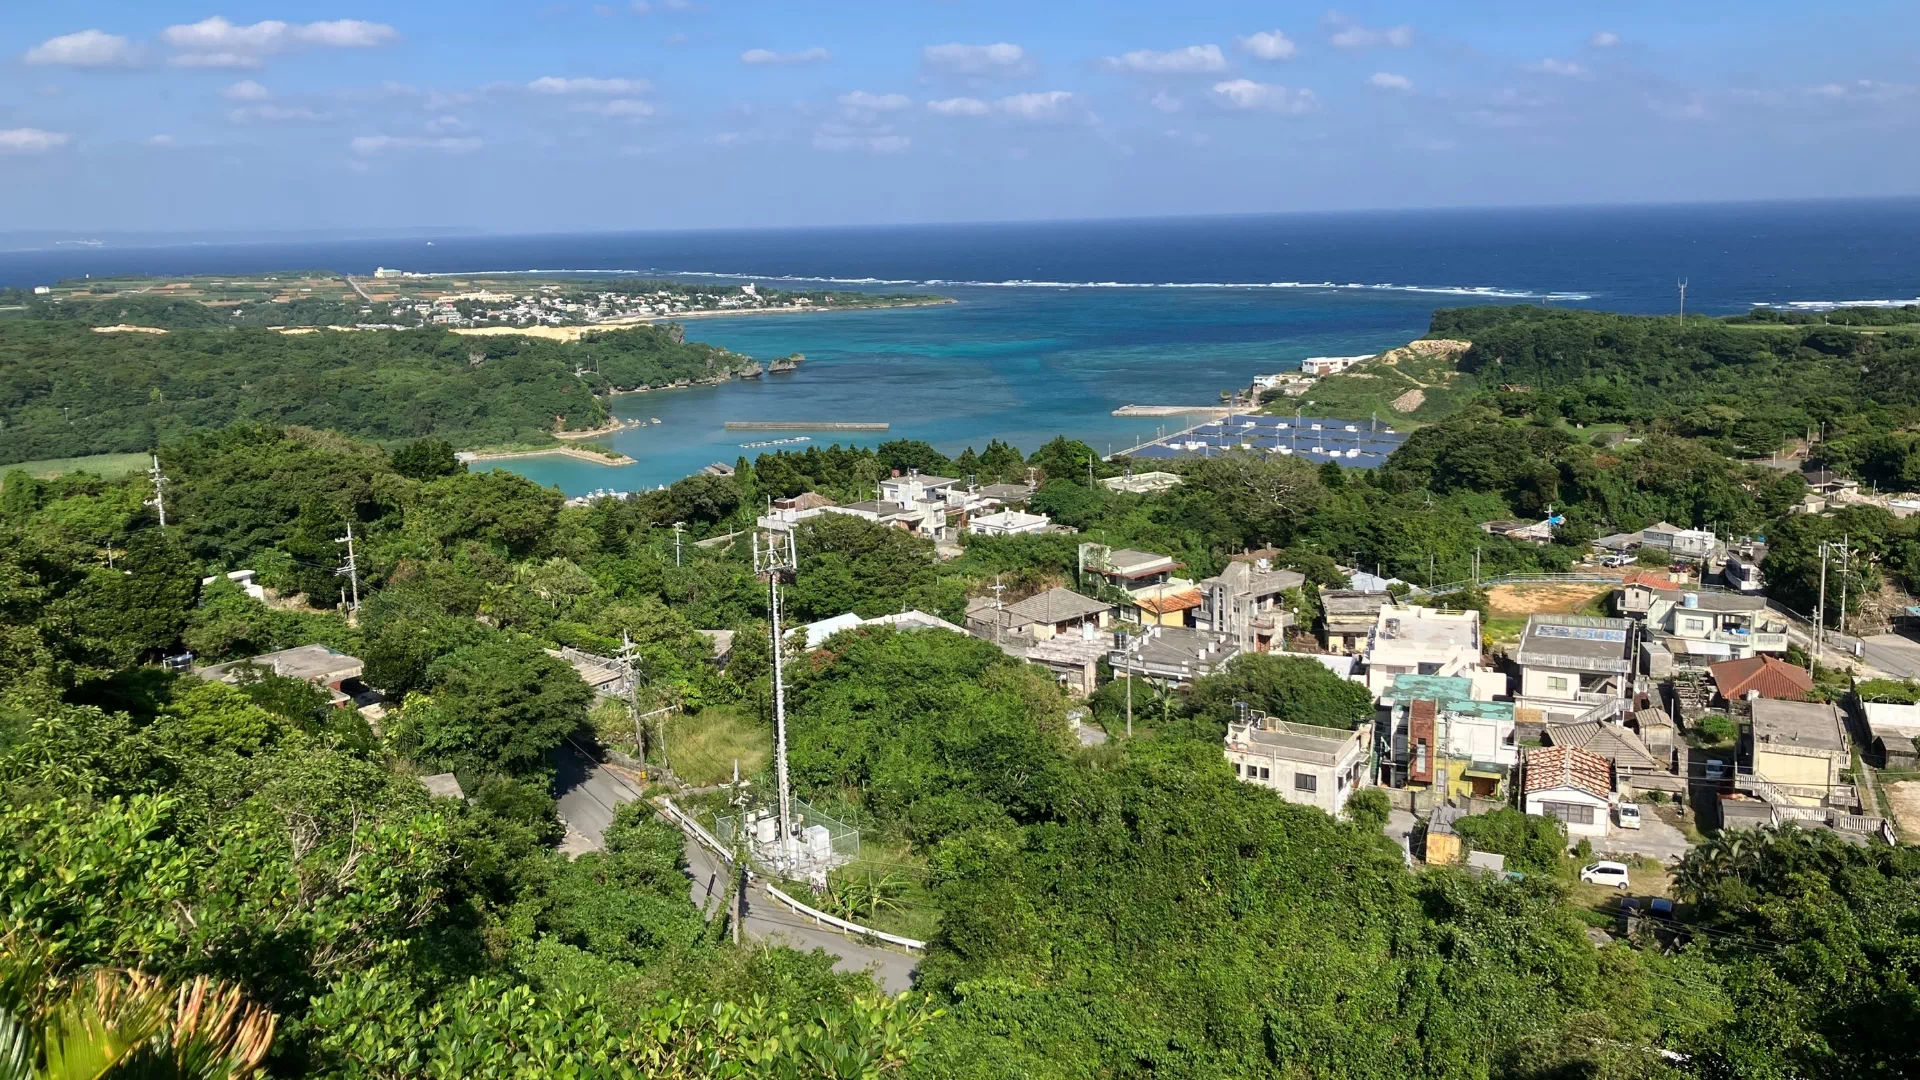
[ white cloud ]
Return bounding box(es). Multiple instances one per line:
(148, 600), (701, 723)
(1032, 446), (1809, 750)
(145, 134), (177, 147)
(927, 96), (990, 116)
(425, 115), (465, 133)
(229, 104), (325, 123)
(996, 91), (1073, 117)
(161, 17), (398, 68)
(578, 98), (657, 117)
(1527, 58), (1587, 77)
(1151, 90), (1182, 113)
(0, 128), (70, 154)
(221, 79), (271, 101)
(740, 47), (830, 65)
(24, 29), (140, 68)
(1322, 11), (1412, 50)
(1240, 30), (1298, 61)
(528, 76), (652, 94)
(1102, 45), (1226, 75)
(839, 90), (911, 111)
(1369, 72), (1413, 91)
(665, 33), (688, 46)
(1589, 31), (1621, 48)
(813, 130), (910, 153)
(351, 135), (482, 155)
(921, 42), (1030, 77)
(1211, 79), (1318, 113)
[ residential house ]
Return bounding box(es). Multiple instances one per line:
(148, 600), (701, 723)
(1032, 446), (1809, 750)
(1642, 523), (1717, 561)
(966, 587), (1115, 645)
(1131, 579), (1205, 628)
(1521, 745), (1614, 838)
(1224, 716), (1372, 817)
(1023, 629), (1109, 697)
(1363, 604), (1489, 697)
(1544, 718), (1664, 779)
(1615, 585), (1789, 663)
(1299, 354), (1371, 376)
(1196, 559), (1304, 653)
(1109, 624), (1241, 688)
(1099, 471), (1183, 495)
(1425, 805), (1465, 865)
(1746, 698), (1850, 807)
(968, 509), (1050, 536)
(799, 609), (967, 650)
(1083, 546), (1181, 589)
(1512, 614), (1637, 726)
(978, 483), (1037, 504)
(1479, 518), (1555, 544)
(1720, 542), (1766, 593)
(819, 471), (993, 540)
(756, 491), (835, 533)
(197, 644), (373, 709)
(1321, 590), (1391, 655)
(1381, 673), (1518, 797)
(1709, 655), (1813, 703)
(1861, 700), (1920, 768)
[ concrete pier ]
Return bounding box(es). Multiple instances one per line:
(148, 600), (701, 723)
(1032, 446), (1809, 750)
(724, 421), (891, 431)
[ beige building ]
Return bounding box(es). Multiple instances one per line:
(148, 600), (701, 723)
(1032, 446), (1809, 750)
(1747, 698), (1850, 807)
(1224, 717), (1372, 817)
(1364, 604), (1489, 697)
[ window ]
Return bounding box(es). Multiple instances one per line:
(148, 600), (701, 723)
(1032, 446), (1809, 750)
(1233, 762), (1243, 776)
(1683, 618), (1705, 633)
(1294, 773), (1318, 793)
(1259, 767), (1271, 781)
(1539, 800), (1596, 826)
(1547, 675), (1570, 692)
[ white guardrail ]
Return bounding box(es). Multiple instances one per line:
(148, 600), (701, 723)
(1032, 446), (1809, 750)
(660, 798), (927, 952)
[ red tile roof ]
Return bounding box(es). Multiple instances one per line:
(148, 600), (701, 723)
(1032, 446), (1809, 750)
(1135, 589), (1202, 615)
(1709, 655), (1813, 702)
(1522, 745), (1612, 801)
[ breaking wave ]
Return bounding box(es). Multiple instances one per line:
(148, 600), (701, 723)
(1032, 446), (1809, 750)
(1751, 298), (1920, 311)
(401, 266), (1595, 301)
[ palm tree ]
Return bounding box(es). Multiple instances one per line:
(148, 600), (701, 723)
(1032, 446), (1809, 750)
(0, 968), (273, 1080)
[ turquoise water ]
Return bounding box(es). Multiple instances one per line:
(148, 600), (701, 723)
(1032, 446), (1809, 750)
(478, 285), (1442, 494)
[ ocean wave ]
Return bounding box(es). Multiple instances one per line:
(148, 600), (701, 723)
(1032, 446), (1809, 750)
(398, 266), (1593, 301)
(1753, 298), (1920, 311)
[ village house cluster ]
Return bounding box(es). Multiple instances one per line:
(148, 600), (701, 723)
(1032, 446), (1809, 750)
(363, 274), (827, 328)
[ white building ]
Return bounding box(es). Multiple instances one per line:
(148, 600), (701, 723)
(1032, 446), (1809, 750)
(1521, 744), (1613, 838)
(1299, 354), (1372, 376)
(1225, 718), (1372, 817)
(1100, 471), (1184, 495)
(1513, 614), (1637, 725)
(968, 509), (1050, 536)
(1363, 604), (1488, 697)
(1642, 523), (1717, 561)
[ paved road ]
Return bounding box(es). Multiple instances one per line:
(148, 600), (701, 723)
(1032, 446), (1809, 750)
(552, 744), (919, 992)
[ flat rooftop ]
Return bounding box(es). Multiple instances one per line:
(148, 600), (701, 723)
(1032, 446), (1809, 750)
(1516, 614), (1634, 673)
(1751, 698), (1847, 752)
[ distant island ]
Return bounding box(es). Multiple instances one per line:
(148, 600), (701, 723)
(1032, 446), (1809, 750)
(0, 275), (928, 468)
(1, 270), (951, 333)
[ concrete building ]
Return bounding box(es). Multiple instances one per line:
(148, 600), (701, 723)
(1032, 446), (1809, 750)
(1299, 354), (1371, 376)
(1224, 717), (1372, 817)
(1130, 579), (1204, 628)
(1381, 673), (1517, 797)
(798, 609), (967, 650)
(1082, 546), (1182, 589)
(1479, 518), (1555, 544)
(1521, 745), (1614, 838)
(1196, 559), (1304, 653)
(978, 483), (1037, 504)
(1108, 624), (1241, 687)
(1615, 585), (1789, 662)
(1321, 590), (1390, 655)
(1512, 614), (1637, 726)
(1642, 523), (1717, 561)
(755, 491), (836, 533)
(1746, 698), (1850, 808)
(197, 644), (369, 708)
(966, 587), (1114, 645)
(1023, 630), (1110, 697)
(1363, 604), (1487, 697)
(1099, 471), (1183, 495)
(968, 509), (1050, 536)
(1862, 701), (1920, 768)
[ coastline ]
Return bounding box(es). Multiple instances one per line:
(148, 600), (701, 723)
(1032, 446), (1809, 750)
(449, 297), (955, 343)
(459, 446), (636, 467)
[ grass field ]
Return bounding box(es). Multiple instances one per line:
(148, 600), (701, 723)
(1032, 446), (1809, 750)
(4, 452), (152, 480)
(663, 706), (771, 787)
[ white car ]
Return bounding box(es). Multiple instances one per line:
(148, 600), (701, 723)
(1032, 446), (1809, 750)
(1616, 803), (1642, 830)
(1580, 861), (1632, 888)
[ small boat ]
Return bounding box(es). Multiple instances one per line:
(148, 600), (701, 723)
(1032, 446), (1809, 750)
(650, 417), (662, 425)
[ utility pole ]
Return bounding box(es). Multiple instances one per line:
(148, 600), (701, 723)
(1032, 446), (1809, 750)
(1838, 534), (1851, 637)
(1816, 540), (1828, 666)
(672, 521), (686, 567)
(989, 575), (1007, 645)
(1677, 278), (1688, 324)
(753, 529), (800, 872)
(334, 523), (361, 614)
(616, 629), (646, 760)
(146, 454), (169, 528)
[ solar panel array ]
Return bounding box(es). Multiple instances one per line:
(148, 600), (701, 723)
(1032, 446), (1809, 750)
(1122, 416), (1410, 469)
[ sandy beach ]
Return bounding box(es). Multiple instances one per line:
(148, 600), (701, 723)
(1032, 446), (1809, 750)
(459, 446), (636, 466)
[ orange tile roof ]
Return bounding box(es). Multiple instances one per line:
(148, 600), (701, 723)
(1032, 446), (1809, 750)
(1134, 589), (1202, 615)
(1522, 744), (1612, 801)
(1709, 655), (1813, 702)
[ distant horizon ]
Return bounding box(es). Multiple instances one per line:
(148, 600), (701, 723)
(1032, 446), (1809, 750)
(7, 193), (1920, 251)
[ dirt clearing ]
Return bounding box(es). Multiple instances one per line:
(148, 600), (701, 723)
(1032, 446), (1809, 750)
(1485, 581), (1614, 618)
(1886, 781), (1920, 843)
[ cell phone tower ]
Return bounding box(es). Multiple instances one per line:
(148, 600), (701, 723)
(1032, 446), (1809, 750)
(752, 528), (800, 871)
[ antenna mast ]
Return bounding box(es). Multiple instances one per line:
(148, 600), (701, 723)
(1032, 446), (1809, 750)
(1677, 278), (1688, 324)
(753, 529), (800, 871)
(334, 523), (361, 613)
(146, 454), (170, 527)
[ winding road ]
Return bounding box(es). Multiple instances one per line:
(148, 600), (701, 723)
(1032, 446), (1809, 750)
(552, 744), (918, 992)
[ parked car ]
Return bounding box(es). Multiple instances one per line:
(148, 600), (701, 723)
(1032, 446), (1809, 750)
(1580, 861), (1632, 888)
(1649, 897), (1675, 917)
(1705, 759), (1730, 781)
(1616, 802), (1642, 829)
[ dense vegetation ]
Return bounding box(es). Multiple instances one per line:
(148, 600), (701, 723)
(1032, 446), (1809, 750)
(5, 300), (1920, 1076)
(0, 320), (754, 462)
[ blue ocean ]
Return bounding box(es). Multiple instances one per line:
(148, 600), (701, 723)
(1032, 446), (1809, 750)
(6, 199), (1918, 494)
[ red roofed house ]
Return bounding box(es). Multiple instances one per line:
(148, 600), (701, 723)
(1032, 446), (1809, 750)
(1522, 744), (1614, 838)
(1709, 655), (1814, 704)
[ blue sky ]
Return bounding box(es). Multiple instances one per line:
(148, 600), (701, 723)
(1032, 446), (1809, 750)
(4, 1), (1918, 233)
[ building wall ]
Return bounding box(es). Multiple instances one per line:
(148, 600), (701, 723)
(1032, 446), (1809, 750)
(1753, 746), (1840, 804)
(1226, 748), (1365, 817)
(1425, 831), (1462, 866)
(1524, 788), (1610, 837)
(1520, 665), (1583, 702)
